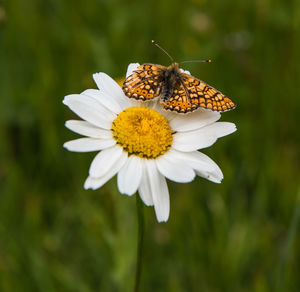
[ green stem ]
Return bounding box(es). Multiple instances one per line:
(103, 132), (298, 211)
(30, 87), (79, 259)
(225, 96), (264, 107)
(134, 195), (144, 292)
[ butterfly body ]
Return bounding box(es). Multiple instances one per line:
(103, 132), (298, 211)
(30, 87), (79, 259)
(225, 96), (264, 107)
(161, 63), (182, 102)
(122, 63), (236, 113)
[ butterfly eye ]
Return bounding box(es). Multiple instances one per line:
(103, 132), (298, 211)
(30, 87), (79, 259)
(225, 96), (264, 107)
(141, 90), (147, 95)
(135, 88), (142, 94)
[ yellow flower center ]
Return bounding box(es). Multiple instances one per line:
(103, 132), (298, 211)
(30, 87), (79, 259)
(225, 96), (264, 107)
(111, 107), (173, 159)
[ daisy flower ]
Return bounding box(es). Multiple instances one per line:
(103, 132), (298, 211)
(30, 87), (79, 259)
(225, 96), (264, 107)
(63, 63), (236, 222)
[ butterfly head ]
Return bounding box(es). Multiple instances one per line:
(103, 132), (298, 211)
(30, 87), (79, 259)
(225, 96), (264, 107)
(165, 63), (182, 85)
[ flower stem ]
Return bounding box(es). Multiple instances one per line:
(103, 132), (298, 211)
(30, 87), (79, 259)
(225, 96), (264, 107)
(134, 195), (144, 292)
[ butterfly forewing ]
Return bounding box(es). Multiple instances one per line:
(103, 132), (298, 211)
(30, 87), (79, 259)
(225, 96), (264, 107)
(122, 64), (166, 100)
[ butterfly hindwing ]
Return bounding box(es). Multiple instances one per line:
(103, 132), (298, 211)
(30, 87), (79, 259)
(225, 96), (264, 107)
(122, 64), (166, 100)
(161, 81), (198, 113)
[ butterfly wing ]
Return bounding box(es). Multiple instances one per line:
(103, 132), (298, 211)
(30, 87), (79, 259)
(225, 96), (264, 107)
(162, 73), (236, 113)
(122, 64), (166, 100)
(160, 81), (197, 113)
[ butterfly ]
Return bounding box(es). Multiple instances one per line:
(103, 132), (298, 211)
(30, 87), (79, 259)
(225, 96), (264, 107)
(122, 62), (236, 113)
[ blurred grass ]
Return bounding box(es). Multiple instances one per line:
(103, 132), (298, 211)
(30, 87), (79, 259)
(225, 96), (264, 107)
(0, 0), (300, 291)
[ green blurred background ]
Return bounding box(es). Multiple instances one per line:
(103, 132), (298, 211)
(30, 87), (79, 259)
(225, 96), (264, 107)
(1, 0), (299, 291)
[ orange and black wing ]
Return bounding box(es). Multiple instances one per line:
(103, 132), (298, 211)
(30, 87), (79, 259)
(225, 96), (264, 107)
(160, 81), (197, 113)
(162, 73), (236, 113)
(122, 64), (166, 100)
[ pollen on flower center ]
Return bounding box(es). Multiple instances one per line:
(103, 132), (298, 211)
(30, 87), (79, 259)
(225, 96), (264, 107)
(111, 107), (173, 159)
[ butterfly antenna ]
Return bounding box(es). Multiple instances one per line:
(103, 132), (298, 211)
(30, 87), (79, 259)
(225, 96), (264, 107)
(152, 40), (174, 62)
(179, 59), (212, 64)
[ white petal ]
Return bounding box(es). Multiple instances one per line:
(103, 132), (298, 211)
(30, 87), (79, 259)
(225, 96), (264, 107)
(156, 151), (195, 183)
(93, 73), (130, 109)
(152, 101), (178, 121)
(117, 156), (142, 196)
(63, 94), (116, 129)
(173, 122), (237, 152)
(126, 63), (140, 77)
(180, 68), (191, 75)
(89, 146), (124, 177)
(170, 109), (220, 132)
(167, 149), (214, 170)
(156, 109), (180, 123)
(145, 160), (170, 222)
(65, 120), (112, 139)
(84, 152), (128, 190)
(138, 163), (154, 206)
(81, 89), (124, 114)
(194, 152), (223, 183)
(64, 138), (116, 152)
(171, 150), (223, 183)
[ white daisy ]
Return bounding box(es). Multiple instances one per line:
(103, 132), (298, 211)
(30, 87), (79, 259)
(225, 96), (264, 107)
(63, 63), (236, 222)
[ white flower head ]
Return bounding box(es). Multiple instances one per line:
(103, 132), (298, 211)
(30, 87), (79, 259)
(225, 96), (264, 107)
(63, 63), (236, 222)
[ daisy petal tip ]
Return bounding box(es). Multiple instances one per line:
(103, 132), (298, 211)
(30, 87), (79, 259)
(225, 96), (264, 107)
(212, 177), (222, 184)
(122, 187), (136, 196)
(232, 124), (237, 133)
(62, 97), (69, 105)
(84, 177), (98, 190)
(126, 63), (140, 77)
(62, 94), (78, 107)
(83, 180), (90, 190)
(122, 191), (135, 197)
(180, 68), (191, 75)
(128, 62), (140, 68)
(208, 173), (223, 184)
(84, 184), (96, 190)
(92, 72), (101, 79)
(92, 72), (105, 86)
(154, 202), (170, 223)
(64, 120), (71, 128)
(62, 141), (70, 150)
(157, 215), (169, 223)
(224, 122), (237, 134)
(190, 173), (196, 182)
